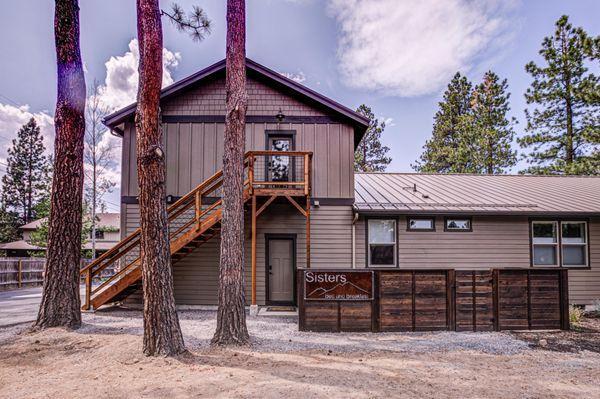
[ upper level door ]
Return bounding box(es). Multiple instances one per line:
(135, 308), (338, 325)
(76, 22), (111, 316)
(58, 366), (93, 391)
(266, 131), (295, 182)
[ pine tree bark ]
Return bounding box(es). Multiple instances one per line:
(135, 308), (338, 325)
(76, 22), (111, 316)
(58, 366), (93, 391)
(34, 0), (85, 329)
(212, 0), (249, 346)
(136, 0), (186, 356)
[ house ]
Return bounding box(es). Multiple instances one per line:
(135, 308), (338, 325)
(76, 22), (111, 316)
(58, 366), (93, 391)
(82, 58), (600, 323)
(0, 213), (121, 257)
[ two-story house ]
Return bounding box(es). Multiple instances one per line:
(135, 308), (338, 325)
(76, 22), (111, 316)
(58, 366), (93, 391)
(80, 59), (600, 317)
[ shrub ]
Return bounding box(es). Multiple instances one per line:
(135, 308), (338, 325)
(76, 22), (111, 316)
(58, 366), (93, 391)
(569, 305), (584, 325)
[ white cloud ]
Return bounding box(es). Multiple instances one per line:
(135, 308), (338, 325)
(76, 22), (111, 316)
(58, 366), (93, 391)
(97, 39), (181, 112)
(0, 103), (54, 154)
(327, 0), (519, 97)
(279, 70), (307, 84)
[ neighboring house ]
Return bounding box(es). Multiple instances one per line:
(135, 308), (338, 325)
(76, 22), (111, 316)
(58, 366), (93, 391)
(83, 58), (600, 313)
(0, 213), (121, 257)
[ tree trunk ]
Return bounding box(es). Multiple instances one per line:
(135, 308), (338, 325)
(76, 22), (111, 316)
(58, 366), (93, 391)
(136, 0), (186, 356)
(34, 0), (86, 330)
(212, 0), (249, 346)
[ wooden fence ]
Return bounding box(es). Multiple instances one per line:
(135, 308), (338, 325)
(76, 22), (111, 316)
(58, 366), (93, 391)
(298, 268), (569, 332)
(0, 258), (108, 291)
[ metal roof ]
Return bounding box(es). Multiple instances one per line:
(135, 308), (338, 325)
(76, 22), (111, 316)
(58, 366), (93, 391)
(354, 173), (600, 216)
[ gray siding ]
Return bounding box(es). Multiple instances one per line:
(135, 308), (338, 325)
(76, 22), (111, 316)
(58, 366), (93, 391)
(120, 76), (355, 200)
(355, 215), (600, 305)
(123, 204), (354, 305)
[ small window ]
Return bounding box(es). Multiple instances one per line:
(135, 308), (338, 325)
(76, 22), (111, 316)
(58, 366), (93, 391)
(407, 218), (435, 231)
(532, 221), (558, 266)
(445, 218), (471, 232)
(561, 222), (587, 266)
(90, 230), (105, 240)
(368, 219), (396, 267)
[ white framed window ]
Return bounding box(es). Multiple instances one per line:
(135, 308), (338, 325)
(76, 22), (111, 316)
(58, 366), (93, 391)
(532, 221), (558, 266)
(407, 217), (435, 231)
(445, 217), (472, 232)
(561, 221), (588, 267)
(368, 219), (396, 267)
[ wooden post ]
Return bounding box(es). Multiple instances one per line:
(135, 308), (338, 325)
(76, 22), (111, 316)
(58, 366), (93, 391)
(85, 269), (91, 311)
(17, 259), (22, 288)
(195, 191), (202, 231)
(251, 194), (257, 306)
(248, 154), (254, 194)
(305, 195), (311, 269)
(303, 153), (309, 196)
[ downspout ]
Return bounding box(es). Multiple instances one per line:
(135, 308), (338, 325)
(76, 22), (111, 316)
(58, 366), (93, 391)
(351, 211), (359, 269)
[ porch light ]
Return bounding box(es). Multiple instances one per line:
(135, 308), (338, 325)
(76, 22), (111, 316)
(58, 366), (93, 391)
(275, 108), (285, 122)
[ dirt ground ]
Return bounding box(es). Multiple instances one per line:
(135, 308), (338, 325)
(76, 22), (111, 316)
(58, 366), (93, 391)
(0, 309), (599, 399)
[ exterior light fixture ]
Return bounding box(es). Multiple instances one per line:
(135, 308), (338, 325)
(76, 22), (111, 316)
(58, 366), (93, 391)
(275, 108), (285, 123)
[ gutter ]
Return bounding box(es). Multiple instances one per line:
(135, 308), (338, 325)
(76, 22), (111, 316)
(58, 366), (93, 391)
(351, 211), (359, 269)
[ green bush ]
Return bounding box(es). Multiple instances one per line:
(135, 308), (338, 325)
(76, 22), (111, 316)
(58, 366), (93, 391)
(569, 305), (584, 325)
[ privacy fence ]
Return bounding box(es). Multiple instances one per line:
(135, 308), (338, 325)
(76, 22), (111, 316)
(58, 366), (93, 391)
(298, 268), (569, 332)
(0, 258), (107, 291)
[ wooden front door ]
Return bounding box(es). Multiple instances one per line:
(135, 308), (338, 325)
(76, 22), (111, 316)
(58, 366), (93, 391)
(267, 236), (295, 304)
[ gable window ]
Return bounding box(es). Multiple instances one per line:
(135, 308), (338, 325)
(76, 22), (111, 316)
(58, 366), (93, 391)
(368, 219), (396, 267)
(532, 221), (558, 266)
(445, 217), (472, 232)
(407, 217), (435, 231)
(561, 222), (587, 266)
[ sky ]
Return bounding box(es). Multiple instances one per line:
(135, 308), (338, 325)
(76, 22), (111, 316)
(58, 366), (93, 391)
(0, 0), (599, 212)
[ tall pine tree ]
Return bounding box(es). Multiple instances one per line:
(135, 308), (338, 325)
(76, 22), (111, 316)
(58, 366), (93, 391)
(519, 15), (600, 175)
(413, 73), (475, 173)
(1, 118), (51, 223)
(471, 71), (517, 174)
(354, 104), (391, 172)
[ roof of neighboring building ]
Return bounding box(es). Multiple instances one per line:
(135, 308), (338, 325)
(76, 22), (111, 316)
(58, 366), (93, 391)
(103, 58), (370, 147)
(0, 240), (43, 251)
(354, 173), (600, 216)
(20, 213), (120, 230)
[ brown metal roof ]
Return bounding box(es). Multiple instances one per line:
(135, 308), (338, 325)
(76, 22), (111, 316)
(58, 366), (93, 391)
(354, 173), (600, 215)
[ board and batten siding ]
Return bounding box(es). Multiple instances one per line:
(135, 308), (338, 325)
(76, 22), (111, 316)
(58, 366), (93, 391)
(355, 215), (600, 305)
(120, 75), (355, 200)
(123, 204), (354, 305)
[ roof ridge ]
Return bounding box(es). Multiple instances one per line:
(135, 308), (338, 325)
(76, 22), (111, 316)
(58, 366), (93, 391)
(355, 172), (600, 178)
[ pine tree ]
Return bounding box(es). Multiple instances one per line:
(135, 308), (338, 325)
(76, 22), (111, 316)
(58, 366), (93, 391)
(0, 206), (21, 244)
(354, 105), (391, 172)
(519, 15), (600, 175)
(413, 73), (475, 173)
(212, 0), (250, 346)
(470, 71), (517, 174)
(1, 118), (51, 223)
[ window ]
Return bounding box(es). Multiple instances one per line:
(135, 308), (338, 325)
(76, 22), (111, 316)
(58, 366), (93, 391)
(266, 131), (295, 182)
(445, 217), (472, 232)
(368, 219), (396, 267)
(531, 221), (588, 267)
(407, 217), (435, 231)
(532, 221), (558, 266)
(561, 222), (587, 266)
(90, 230), (105, 240)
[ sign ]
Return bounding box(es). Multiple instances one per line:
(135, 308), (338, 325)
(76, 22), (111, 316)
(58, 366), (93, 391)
(304, 270), (373, 301)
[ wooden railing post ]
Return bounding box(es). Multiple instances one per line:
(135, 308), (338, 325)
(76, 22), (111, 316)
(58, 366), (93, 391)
(195, 190), (202, 231)
(17, 259), (22, 288)
(248, 154), (255, 194)
(85, 269), (92, 310)
(303, 153), (309, 196)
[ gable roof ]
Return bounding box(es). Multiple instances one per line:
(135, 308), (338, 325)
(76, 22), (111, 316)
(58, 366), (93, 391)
(354, 173), (600, 216)
(103, 58), (369, 146)
(20, 213), (120, 230)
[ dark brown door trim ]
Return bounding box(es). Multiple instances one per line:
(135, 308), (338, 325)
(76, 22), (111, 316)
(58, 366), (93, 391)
(265, 233), (297, 306)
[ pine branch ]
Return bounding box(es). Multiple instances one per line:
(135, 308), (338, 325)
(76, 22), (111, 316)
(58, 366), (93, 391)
(161, 3), (211, 42)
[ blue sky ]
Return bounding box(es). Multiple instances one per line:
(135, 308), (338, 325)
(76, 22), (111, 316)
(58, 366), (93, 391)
(0, 0), (598, 211)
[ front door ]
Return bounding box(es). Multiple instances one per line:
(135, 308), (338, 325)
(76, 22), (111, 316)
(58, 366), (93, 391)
(267, 237), (295, 304)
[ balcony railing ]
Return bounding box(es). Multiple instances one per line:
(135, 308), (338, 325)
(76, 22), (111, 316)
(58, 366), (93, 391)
(247, 151), (312, 196)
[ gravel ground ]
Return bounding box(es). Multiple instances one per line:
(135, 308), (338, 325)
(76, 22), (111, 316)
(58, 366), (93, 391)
(0, 308), (599, 399)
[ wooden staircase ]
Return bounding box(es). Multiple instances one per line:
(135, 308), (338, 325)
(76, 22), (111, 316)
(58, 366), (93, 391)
(80, 150), (313, 310)
(80, 155), (251, 310)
